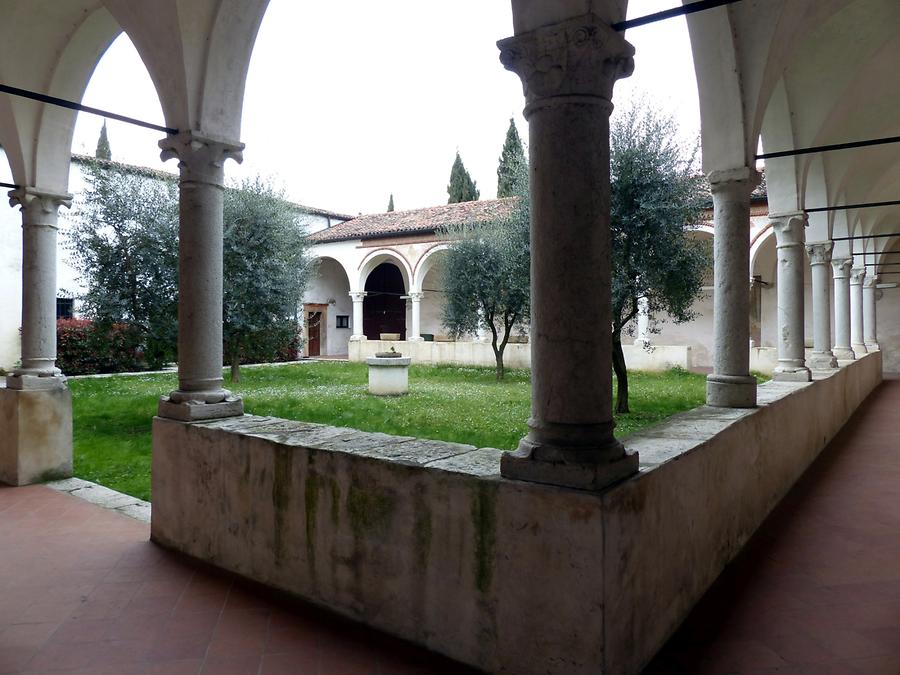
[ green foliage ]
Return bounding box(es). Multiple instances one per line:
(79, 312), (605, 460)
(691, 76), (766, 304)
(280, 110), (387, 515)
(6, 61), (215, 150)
(447, 151), (480, 203)
(387, 193), (395, 212)
(609, 100), (711, 412)
(496, 118), (527, 198)
(95, 121), (111, 160)
(68, 162), (310, 375)
(68, 159), (179, 369)
(69, 363), (708, 500)
(223, 176), (313, 380)
(441, 167), (530, 380)
(56, 319), (143, 375)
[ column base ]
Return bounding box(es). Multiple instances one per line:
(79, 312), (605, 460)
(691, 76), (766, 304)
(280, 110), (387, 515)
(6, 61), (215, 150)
(706, 374), (757, 408)
(501, 434), (638, 491)
(408, 337), (424, 342)
(0, 386), (72, 486)
(158, 395), (244, 422)
(852, 343), (868, 358)
(350, 335), (368, 342)
(808, 352), (839, 370)
(6, 373), (67, 390)
(773, 366), (812, 382)
(833, 347), (855, 361)
(865, 342), (880, 352)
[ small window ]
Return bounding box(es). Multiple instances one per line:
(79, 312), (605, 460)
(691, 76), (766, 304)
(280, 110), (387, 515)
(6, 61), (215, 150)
(335, 315), (350, 329)
(56, 297), (74, 320)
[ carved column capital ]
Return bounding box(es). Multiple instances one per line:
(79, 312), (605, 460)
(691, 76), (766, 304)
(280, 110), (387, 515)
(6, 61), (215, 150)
(806, 241), (834, 265)
(8, 187), (72, 227)
(159, 131), (244, 186)
(832, 257), (852, 278)
(863, 275), (879, 289)
(408, 292), (424, 301)
(770, 211), (807, 247)
(349, 291), (367, 302)
(849, 267), (867, 285)
(497, 13), (634, 118)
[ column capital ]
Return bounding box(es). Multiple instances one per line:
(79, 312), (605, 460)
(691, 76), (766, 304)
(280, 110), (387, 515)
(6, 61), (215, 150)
(8, 187), (72, 226)
(850, 267), (867, 285)
(832, 257), (852, 278)
(708, 166), (761, 197)
(770, 211), (807, 247)
(805, 240), (834, 265)
(349, 291), (367, 302)
(159, 131), (244, 186)
(863, 275), (879, 289)
(498, 13), (634, 118)
(408, 291), (424, 301)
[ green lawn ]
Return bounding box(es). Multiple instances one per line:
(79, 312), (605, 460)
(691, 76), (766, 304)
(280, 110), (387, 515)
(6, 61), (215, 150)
(70, 362), (712, 501)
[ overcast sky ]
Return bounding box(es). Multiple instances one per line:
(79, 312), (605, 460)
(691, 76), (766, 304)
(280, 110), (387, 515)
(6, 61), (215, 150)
(65, 0), (700, 216)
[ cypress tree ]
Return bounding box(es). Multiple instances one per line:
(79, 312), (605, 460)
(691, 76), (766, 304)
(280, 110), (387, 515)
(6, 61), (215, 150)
(387, 194), (395, 212)
(496, 118), (527, 198)
(447, 151), (480, 204)
(95, 120), (112, 160)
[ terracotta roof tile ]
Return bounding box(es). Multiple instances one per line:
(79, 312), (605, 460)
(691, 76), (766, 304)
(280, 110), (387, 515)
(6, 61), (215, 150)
(308, 198), (519, 243)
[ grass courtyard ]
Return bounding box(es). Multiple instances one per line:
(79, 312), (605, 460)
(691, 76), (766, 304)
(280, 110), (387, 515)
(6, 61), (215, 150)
(70, 361), (713, 501)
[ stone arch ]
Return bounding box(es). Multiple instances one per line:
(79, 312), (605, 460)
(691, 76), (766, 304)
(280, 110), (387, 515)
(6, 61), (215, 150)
(304, 256), (353, 357)
(412, 244), (450, 293)
(358, 249), (412, 294)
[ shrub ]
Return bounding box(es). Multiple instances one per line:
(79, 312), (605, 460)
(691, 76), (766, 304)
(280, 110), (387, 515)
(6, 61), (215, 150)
(57, 319), (143, 375)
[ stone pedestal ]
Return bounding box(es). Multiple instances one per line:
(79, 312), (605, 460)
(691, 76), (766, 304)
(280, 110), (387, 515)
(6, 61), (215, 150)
(350, 291), (367, 341)
(367, 356), (411, 395)
(770, 212), (811, 382)
(806, 242), (838, 370)
(158, 132), (244, 422)
(863, 276), (879, 351)
(706, 167), (760, 407)
(831, 258), (854, 362)
(497, 14), (638, 491)
(0, 386), (72, 486)
(850, 268), (867, 357)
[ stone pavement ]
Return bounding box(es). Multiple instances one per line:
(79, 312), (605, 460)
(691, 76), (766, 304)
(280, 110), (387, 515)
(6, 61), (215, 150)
(647, 376), (900, 674)
(0, 484), (475, 674)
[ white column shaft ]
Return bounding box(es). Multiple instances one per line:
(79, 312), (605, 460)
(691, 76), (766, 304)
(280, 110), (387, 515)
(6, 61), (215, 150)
(850, 268), (867, 356)
(832, 259), (854, 361)
(7, 189), (72, 389)
(634, 296), (649, 346)
(706, 168), (759, 407)
(350, 292), (366, 340)
(863, 278), (879, 349)
(771, 213), (810, 382)
(806, 242), (837, 370)
(408, 292), (423, 341)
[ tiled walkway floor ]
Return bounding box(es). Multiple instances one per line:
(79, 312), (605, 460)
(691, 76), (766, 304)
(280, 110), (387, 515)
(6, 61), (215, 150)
(0, 485), (474, 674)
(648, 376), (900, 674)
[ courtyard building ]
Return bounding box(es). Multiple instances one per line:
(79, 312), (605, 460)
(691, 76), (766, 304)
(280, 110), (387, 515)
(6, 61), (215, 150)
(1, 1), (899, 673)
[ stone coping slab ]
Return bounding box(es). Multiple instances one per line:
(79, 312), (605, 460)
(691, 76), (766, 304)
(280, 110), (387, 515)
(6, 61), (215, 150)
(45, 476), (151, 522)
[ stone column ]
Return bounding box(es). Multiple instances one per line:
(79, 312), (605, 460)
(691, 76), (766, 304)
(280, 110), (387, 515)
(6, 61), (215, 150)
(634, 296), (650, 346)
(157, 132), (244, 421)
(806, 242), (838, 370)
(1, 188), (73, 486)
(498, 14), (638, 490)
(349, 291), (367, 341)
(850, 267), (867, 357)
(770, 212), (811, 382)
(6, 188), (71, 389)
(707, 167), (760, 407)
(408, 292), (424, 341)
(863, 275), (879, 351)
(831, 258), (854, 361)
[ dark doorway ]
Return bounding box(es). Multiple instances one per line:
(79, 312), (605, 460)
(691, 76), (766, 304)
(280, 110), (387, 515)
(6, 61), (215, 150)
(363, 263), (406, 340)
(307, 310), (322, 356)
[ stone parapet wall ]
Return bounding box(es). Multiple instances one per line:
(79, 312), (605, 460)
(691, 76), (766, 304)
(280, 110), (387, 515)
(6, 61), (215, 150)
(349, 339), (692, 372)
(151, 352), (882, 674)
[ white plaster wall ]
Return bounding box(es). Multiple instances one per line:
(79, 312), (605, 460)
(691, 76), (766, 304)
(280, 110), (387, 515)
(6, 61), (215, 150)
(303, 257), (352, 356)
(654, 290), (714, 368)
(878, 288), (900, 372)
(0, 189), (22, 370)
(420, 261), (446, 338)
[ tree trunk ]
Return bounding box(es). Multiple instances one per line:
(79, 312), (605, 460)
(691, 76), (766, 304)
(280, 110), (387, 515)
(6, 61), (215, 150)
(612, 332), (629, 413)
(230, 352), (241, 383)
(494, 347), (505, 381)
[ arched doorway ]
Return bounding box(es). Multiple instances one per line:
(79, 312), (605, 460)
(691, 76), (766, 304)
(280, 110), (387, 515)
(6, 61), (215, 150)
(364, 263), (406, 340)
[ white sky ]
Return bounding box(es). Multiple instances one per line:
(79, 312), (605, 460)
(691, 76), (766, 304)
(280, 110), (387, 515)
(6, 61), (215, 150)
(68, 0), (700, 216)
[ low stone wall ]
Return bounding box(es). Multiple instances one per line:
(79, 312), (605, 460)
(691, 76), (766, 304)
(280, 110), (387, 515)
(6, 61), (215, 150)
(349, 339), (692, 372)
(151, 352), (882, 674)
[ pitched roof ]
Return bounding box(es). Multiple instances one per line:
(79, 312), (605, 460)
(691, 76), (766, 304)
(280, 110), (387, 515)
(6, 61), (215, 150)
(308, 198), (519, 243)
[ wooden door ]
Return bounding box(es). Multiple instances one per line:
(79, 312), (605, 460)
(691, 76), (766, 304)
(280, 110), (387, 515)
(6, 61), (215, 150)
(307, 311), (322, 356)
